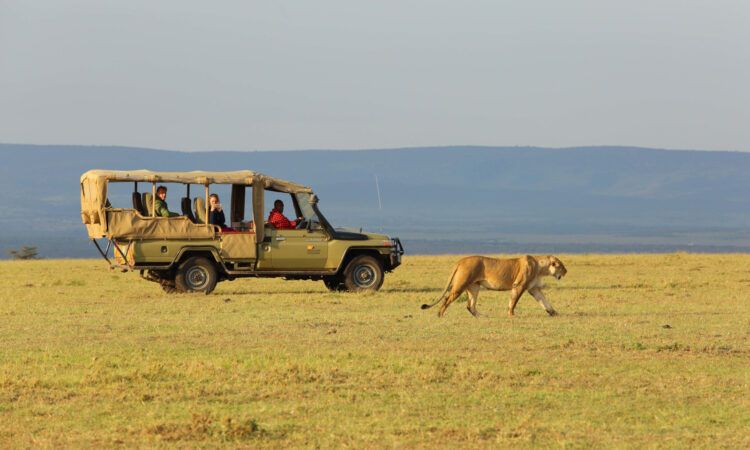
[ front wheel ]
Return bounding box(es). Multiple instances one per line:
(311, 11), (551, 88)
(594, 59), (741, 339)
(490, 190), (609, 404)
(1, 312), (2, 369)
(343, 255), (384, 292)
(175, 256), (218, 294)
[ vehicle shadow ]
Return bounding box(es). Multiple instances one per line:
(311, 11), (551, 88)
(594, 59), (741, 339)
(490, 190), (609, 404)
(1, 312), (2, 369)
(382, 287), (435, 293)
(217, 287), (437, 295)
(218, 289), (328, 295)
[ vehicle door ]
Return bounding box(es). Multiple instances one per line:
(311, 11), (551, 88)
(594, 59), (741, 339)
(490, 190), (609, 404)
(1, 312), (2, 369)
(266, 226), (327, 270)
(265, 192), (329, 270)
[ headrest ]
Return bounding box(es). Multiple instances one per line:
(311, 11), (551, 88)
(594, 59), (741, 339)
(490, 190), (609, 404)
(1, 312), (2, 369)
(142, 193), (154, 216)
(193, 197), (206, 224)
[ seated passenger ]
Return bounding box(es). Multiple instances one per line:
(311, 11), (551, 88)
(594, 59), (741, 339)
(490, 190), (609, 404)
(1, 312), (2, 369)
(155, 185), (180, 217)
(267, 199), (301, 230)
(208, 194), (234, 232)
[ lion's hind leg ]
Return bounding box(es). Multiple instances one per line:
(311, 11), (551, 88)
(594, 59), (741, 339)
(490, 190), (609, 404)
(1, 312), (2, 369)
(437, 288), (462, 317)
(466, 284), (486, 318)
(508, 285), (527, 318)
(437, 278), (473, 317)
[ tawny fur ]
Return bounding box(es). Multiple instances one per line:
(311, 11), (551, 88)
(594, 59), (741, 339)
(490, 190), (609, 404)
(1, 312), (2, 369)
(421, 255), (567, 318)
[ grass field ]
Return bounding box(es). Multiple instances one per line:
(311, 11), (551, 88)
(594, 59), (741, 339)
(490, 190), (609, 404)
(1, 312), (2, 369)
(1, 254), (748, 448)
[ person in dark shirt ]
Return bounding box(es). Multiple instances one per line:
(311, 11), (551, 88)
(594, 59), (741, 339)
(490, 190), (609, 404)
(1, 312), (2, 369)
(208, 194), (234, 231)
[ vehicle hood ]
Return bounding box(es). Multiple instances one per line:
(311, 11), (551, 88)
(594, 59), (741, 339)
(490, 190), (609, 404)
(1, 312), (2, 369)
(334, 227), (390, 241)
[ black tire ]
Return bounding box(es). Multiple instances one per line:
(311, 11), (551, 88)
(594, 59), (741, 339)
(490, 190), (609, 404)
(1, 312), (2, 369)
(323, 277), (346, 292)
(175, 256), (218, 294)
(343, 255), (384, 292)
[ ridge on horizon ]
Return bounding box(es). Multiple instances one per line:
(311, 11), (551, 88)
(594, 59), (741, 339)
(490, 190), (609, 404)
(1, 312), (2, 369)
(1, 142), (745, 154)
(1, 143), (749, 258)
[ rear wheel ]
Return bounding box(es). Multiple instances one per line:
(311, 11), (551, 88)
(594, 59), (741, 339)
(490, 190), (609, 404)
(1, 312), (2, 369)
(343, 255), (384, 292)
(175, 256), (218, 294)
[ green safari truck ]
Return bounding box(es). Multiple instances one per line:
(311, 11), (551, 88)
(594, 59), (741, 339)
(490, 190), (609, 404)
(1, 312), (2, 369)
(80, 170), (403, 294)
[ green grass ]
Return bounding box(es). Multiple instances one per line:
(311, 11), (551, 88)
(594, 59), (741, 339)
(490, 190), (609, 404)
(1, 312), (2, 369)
(1, 254), (748, 447)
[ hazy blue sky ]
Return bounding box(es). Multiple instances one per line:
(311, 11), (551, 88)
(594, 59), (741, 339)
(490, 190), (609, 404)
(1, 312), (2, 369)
(1, 1), (748, 151)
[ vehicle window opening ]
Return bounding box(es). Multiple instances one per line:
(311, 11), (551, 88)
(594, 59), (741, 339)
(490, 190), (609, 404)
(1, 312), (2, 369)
(102, 181), (136, 212)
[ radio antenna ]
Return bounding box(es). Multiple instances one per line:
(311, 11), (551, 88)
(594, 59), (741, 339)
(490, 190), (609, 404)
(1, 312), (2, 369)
(374, 174), (383, 232)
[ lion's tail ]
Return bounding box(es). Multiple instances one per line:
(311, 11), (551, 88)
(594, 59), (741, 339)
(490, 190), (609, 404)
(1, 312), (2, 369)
(421, 264), (459, 310)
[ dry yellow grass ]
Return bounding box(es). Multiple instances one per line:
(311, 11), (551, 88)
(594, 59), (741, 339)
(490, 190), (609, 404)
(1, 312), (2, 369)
(1, 253), (749, 447)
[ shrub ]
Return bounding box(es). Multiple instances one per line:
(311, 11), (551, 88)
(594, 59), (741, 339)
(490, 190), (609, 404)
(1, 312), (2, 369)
(7, 246), (41, 260)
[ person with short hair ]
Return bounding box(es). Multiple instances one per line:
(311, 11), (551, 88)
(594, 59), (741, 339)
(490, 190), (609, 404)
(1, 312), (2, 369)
(267, 199), (300, 230)
(155, 186), (180, 217)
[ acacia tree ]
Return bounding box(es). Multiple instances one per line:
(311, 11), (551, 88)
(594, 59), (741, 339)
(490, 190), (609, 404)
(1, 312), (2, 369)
(7, 246), (41, 260)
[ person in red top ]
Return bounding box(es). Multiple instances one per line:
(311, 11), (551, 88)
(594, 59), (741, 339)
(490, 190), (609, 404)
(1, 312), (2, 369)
(267, 200), (300, 229)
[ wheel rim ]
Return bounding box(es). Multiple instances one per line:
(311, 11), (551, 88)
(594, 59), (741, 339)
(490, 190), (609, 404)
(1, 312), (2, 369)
(186, 266), (208, 290)
(352, 264), (377, 288)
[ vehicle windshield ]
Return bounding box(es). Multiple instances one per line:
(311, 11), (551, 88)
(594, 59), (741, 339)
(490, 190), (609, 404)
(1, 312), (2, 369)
(294, 193), (322, 228)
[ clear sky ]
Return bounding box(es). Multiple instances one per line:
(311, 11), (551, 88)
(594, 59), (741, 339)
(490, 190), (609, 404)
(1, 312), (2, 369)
(1, 0), (748, 151)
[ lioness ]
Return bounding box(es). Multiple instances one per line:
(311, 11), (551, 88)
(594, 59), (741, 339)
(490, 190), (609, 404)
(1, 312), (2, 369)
(421, 255), (567, 318)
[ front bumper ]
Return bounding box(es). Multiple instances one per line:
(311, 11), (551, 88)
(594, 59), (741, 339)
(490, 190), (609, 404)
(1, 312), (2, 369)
(389, 237), (405, 269)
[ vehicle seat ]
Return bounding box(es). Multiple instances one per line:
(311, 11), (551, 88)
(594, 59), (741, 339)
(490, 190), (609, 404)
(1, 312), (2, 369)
(142, 193), (154, 216)
(193, 197), (206, 224)
(132, 192), (147, 216)
(181, 197), (196, 222)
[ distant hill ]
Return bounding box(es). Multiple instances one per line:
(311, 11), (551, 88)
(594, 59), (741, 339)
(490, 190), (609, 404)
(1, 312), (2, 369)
(1, 144), (750, 258)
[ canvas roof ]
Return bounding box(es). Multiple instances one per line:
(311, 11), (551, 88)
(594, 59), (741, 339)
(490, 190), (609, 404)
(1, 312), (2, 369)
(80, 169), (311, 241)
(80, 169), (313, 194)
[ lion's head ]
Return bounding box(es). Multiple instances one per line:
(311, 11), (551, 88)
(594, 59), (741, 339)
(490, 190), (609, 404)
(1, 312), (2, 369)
(547, 256), (567, 280)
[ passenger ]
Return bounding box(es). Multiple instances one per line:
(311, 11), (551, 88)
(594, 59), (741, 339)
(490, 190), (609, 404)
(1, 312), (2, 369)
(155, 186), (180, 217)
(267, 199), (300, 230)
(208, 194), (234, 232)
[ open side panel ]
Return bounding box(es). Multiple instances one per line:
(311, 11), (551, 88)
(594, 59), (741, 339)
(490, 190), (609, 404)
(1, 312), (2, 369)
(107, 210), (214, 240)
(220, 233), (256, 259)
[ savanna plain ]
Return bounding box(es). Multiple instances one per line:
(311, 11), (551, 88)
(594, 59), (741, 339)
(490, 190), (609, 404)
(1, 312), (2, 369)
(1, 254), (748, 448)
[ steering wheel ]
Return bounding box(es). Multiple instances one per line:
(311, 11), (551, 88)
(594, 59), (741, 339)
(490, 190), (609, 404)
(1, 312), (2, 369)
(295, 219), (308, 230)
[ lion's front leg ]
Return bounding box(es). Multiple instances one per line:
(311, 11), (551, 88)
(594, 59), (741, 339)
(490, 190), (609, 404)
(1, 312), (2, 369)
(528, 287), (558, 316)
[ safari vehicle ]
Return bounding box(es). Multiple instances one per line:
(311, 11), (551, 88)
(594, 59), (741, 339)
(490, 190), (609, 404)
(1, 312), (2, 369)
(80, 170), (403, 294)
